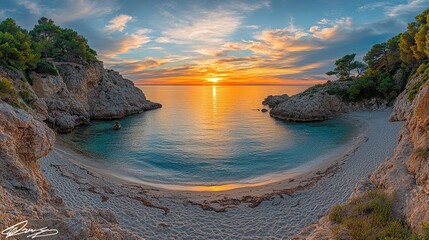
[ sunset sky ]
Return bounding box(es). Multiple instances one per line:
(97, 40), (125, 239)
(3, 0), (429, 85)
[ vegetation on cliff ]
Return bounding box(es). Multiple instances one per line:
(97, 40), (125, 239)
(0, 17), (97, 73)
(325, 8), (429, 104)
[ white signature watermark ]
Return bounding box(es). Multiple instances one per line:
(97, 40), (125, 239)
(1, 220), (58, 239)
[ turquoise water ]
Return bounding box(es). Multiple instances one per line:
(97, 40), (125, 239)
(60, 85), (358, 186)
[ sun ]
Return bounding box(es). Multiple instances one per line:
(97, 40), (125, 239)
(207, 77), (221, 83)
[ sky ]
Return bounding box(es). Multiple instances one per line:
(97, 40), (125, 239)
(1, 0), (429, 85)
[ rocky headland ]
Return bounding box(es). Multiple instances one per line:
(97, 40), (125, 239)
(264, 80), (389, 122)
(290, 75), (428, 239)
(0, 58), (159, 239)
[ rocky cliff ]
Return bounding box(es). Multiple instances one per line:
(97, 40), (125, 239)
(0, 59), (159, 238)
(292, 75), (429, 239)
(0, 103), (141, 239)
(30, 61), (161, 133)
(267, 81), (388, 122)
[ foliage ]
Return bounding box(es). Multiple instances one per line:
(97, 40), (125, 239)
(326, 87), (349, 100)
(364, 35), (401, 75)
(399, 8), (429, 67)
(0, 18), (39, 70)
(30, 17), (97, 62)
(328, 191), (411, 240)
(0, 78), (21, 108)
(19, 89), (34, 105)
(0, 78), (15, 95)
(415, 147), (428, 159)
(0, 17), (98, 74)
(326, 54), (366, 80)
(408, 80), (425, 100)
(34, 61), (58, 75)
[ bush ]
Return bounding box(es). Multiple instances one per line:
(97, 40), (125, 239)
(348, 76), (377, 101)
(0, 77), (15, 94)
(326, 87), (349, 101)
(408, 81), (424, 100)
(416, 147), (428, 159)
(19, 89), (34, 104)
(34, 61), (58, 75)
(328, 191), (411, 239)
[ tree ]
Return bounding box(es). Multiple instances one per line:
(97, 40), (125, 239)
(353, 61), (367, 77)
(30, 17), (61, 58)
(326, 54), (365, 80)
(364, 35), (401, 75)
(30, 17), (97, 63)
(0, 18), (39, 70)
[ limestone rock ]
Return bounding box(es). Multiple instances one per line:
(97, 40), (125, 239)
(262, 94), (289, 108)
(269, 81), (388, 122)
(29, 61), (161, 132)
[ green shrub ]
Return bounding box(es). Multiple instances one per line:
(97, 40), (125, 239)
(326, 87), (349, 101)
(328, 191), (411, 239)
(34, 61), (58, 75)
(19, 89), (34, 104)
(348, 76), (377, 101)
(416, 147), (428, 159)
(0, 78), (15, 95)
(408, 81), (424, 100)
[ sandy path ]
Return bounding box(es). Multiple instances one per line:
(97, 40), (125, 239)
(40, 111), (403, 239)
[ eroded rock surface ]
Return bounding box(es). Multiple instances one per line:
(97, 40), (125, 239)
(30, 61), (161, 132)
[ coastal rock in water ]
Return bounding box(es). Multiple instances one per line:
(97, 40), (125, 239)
(262, 94), (289, 108)
(269, 81), (388, 122)
(30, 61), (161, 132)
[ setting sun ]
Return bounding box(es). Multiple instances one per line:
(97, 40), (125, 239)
(207, 77), (221, 83)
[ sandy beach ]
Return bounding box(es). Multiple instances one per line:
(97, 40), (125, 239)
(40, 110), (403, 239)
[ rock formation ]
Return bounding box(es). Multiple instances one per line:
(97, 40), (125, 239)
(30, 61), (161, 133)
(268, 81), (388, 122)
(292, 75), (429, 238)
(0, 103), (142, 239)
(262, 94), (289, 108)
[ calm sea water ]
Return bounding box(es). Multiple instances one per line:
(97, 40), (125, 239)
(60, 85), (358, 186)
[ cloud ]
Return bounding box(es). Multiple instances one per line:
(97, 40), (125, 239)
(148, 47), (163, 50)
(105, 14), (133, 32)
(244, 25), (260, 29)
(358, 2), (392, 11)
(309, 17), (352, 41)
(162, 10), (242, 44)
(16, 0), (41, 15)
(156, 37), (172, 43)
(159, 1), (268, 45)
(101, 29), (151, 58)
(16, 0), (116, 23)
(386, 0), (429, 17)
(358, 0), (429, 17)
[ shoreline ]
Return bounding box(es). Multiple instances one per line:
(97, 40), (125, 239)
(40, 110), (404, 238)
(51, 113), (368, 201)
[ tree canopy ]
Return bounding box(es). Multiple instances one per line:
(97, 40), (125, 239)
(0, 18), (39, 70)
(326, 54), (366, 80)
(0, 17), (97, 72)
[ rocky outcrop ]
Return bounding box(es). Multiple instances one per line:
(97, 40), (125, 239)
(262, 94), (289, 108)
(0, 102), (142, 239)
(269, 81), (388, 122)
(293, 76), (429, 238)
(30, 61), (161, 133)
(389, 75), (423, 121)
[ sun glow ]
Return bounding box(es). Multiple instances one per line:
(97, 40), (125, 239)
(207, 77), (221, 83)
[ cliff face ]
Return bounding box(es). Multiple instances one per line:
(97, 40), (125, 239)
(30, 61), (161, 132)
(292, 75), (429, 239)
(0, 103), (142, 239)
(268, 81), (388, 122)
